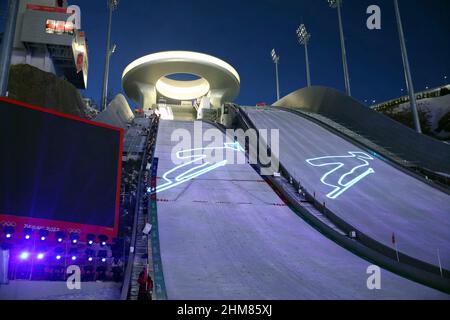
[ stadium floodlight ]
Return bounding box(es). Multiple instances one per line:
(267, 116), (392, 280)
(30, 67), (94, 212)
(108, 0), (119, 9)
(296, 24), (312, 87)
(327, 0), (338, 8)
(393, 0), (421, 134)
(111, 44), (117, 54)
(271, 49), (280, 101)
(101, 0), (120, 111)
(327, 0), (351, 96)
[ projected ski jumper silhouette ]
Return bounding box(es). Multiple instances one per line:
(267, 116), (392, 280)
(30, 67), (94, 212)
(148, 142), (244, 195)
(305, 151), (375, 199)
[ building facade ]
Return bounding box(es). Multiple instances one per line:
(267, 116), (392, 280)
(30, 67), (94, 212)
(10, 0), (88, 89)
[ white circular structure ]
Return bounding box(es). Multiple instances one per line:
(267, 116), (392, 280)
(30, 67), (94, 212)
(122, 51), (240, 111)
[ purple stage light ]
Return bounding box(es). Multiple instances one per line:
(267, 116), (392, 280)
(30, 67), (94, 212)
(20, 252), (30, 260)
(56, 255), (62, 260)
(37, 253), (44, 260)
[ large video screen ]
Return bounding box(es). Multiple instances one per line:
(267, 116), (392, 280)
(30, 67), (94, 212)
(0, 98), (122, 237)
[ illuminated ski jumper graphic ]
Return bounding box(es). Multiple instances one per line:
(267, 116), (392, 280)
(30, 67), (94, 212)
(148, 142), (244, 195)
(305, 151), (375, 199)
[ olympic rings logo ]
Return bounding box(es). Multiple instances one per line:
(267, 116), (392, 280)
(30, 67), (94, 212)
(0, 221), (17, 227)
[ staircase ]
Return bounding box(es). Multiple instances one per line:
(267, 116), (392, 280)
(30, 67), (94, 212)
(121, 115), (160, 300)
(129, 187), (150, 300)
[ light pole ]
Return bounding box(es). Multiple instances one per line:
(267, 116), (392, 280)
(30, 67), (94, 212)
(393, 0), (421, 134)
(328, 0), (351, 96)
(296, 24), (311, 87)
(101, 0), (119, 111)
(0, 0), (19, 97)
(271, 49), (280, 101)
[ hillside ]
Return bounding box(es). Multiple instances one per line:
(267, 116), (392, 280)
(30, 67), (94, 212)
(7, 64), (88, 118)
(375, 93), (450, 140)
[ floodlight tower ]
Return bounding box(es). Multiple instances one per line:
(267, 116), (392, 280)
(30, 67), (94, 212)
(328, 0), (351, 96)
(296, 24), (312, 87)
(393, 0), (421, 134)
(101, 0), (119, 111)
(271, 49), (280, 101)
(0, 0), (19, 97)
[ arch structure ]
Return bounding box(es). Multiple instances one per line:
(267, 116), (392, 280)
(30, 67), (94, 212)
(122, 51), (240, 114)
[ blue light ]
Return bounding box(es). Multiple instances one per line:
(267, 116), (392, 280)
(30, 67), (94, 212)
(20, 252), (29, 260)
(101, 258), (106, 262)
(5, 234), (11, 239)
(58, 238), (63, 243)
(72, 239), (78, 244)
(40, 236), (46, 241)
(88, 257), (93, 262)
(56, 255), (62, 260)
(101, 241), (106, 246)
(25, 234), (31, 240)
(37, 253), (44, 260)
(71, 255), (77, 261)
(88, 240), (93, 245)
(306, 151), (375, 199)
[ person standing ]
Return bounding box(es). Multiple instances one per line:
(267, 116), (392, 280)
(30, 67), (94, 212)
(137, 267), (153, 300)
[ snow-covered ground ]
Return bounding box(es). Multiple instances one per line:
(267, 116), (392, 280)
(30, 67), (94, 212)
(154, 120), (448, 300)
(395, 94), (450, 138)
(0, 281), (122, 300)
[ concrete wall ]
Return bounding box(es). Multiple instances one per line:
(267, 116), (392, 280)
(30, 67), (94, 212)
(273, 86), (450, 174)
(94, 94), (135, 129)
(12, 48), (56, 74)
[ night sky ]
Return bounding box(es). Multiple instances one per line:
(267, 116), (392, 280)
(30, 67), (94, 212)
(1, 0), (449, 108)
